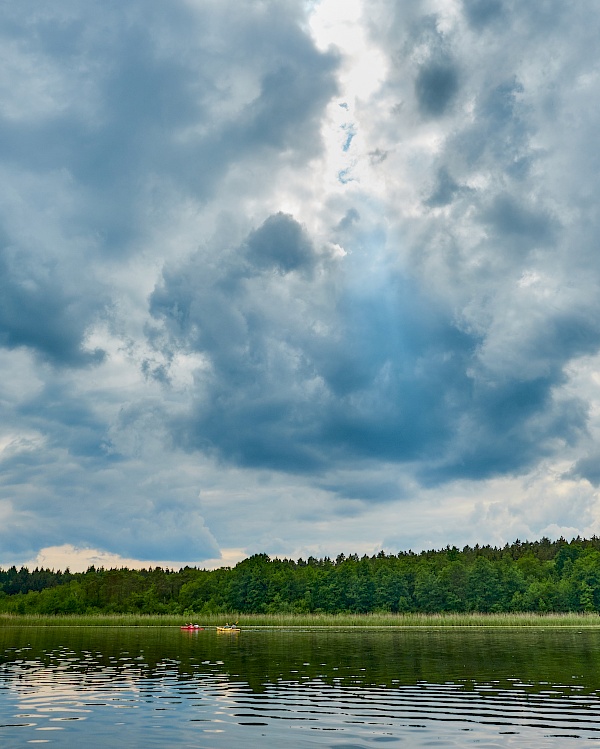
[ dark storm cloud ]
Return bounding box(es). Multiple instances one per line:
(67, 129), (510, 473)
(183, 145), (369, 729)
(0, 245), (105, 366)
(567, 453), (600, 487)
(462, 0), (504, 29)
(415, 61), (459, 118)
(17, 382), (115, 460)
(152, 214), (551, 483)
(482, 194), (554, 242)
(367, 9), (461, 120)
(245, 213), (317, 274)
(0, 0), (338, 254)
(319, 476), (405, 504)
(219, 49), (339, 157)
(149, 18), (600, 496)
(423, 377), (588, 485)
(0, 0), (340, 563)
(360, 0), (600, 491)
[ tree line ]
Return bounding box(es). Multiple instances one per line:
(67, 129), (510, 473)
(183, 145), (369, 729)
(2, 536), (600, 615)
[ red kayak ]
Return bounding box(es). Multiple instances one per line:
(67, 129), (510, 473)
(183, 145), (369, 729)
(180, 624), (204, 630)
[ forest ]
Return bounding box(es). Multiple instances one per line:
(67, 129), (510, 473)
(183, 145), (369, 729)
(1, 536), (600, 616)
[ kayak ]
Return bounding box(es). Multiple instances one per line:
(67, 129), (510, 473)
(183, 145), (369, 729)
(216, 625), (240, 632)
(180, 624), (204, 630)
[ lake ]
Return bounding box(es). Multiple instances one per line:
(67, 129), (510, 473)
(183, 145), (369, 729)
(1, 626), (599, 747)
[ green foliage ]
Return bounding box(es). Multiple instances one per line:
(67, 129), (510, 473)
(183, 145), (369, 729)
(1, 536), (600, 615)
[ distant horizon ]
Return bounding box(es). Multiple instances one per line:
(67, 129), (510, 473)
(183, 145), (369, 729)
(6, 532), (595, 574)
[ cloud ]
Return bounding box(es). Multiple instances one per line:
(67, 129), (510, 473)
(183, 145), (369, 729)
(566, 453), (600, 487)
(0, 244), (105, 366)
(415, 60), (459, 118)
(0, 408), (221, 564)
(0, 0), (339, 252)
(152, 206), (579, 485)
(0, 0), (343, 565)
(245, 212), (317, 274)
(462, 0), (504, 29)
(2, 0), (600, 568)
(425, 167), (467, 207)
(144, 0), (600, 501)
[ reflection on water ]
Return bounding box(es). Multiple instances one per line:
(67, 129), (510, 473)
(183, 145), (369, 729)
(1, 627), (600, 748)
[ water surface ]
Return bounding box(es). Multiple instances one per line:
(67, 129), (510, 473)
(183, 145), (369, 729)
(1, 626), (599, 747)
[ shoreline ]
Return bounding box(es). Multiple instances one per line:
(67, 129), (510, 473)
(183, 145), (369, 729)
(2, 612), (600, 628)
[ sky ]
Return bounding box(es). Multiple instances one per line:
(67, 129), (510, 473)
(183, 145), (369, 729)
(2, 0), (600, 572)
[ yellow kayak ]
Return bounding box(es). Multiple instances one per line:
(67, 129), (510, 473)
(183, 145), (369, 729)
(216, 625), (240, 633)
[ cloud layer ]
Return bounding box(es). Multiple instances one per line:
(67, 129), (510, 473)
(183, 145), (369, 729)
(2, 0), (600, 568)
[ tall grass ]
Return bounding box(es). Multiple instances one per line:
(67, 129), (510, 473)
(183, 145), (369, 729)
(2, 611), (600, 628)
(221, 612), (600, 628)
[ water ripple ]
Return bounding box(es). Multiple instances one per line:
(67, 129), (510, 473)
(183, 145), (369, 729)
(1, 629), (600, 748)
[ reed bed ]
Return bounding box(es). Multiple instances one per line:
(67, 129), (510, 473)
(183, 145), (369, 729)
(226, 612), (600, 628)
(2, 611), (600, 628)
